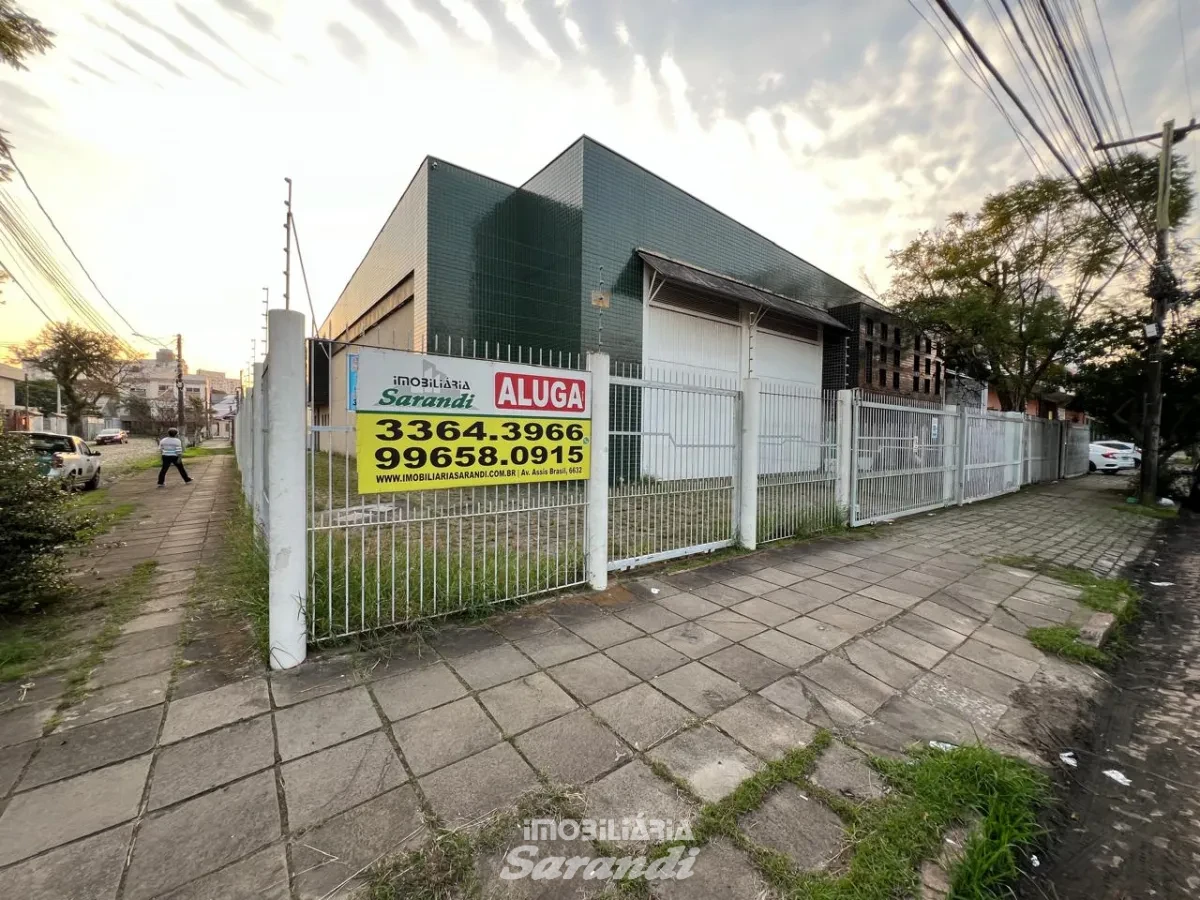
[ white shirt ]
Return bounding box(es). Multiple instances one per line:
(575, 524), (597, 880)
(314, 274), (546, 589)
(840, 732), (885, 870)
(159, 437), (183, 457)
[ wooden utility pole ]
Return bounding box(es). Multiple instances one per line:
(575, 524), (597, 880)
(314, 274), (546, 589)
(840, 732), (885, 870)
(175, 333), (185, 443)
(1096, 118), (1199, 504)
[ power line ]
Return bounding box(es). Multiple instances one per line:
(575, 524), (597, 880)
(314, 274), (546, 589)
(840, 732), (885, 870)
(925, 0), (1152, 266)
(1091, 0), (1134, 136)
(287, 212), (318, 335)
(1179, 0), (1196, 116)
(3, 150), (147, 343)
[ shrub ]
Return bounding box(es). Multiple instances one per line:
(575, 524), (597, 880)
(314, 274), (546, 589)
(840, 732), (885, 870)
(0, 430), (87, 613)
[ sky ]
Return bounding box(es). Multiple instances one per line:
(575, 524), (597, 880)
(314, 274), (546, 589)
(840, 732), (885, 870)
(0, 0), (1197, 376)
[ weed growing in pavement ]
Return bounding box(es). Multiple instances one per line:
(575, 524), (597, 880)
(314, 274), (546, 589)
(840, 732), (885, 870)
(1027, 625), (1112, 667)
(194, 498), (269, 661)
(987, 556), (1138, 614)
(1110, 503), (1178, 520)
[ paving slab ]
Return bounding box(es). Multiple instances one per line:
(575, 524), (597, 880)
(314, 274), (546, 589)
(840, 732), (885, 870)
(702, 644), (791, 691)
(692, 582), (753, 607)
(778, 616), (852, 650)
(449, 643), (538, 691)
(625, 577), (683, 599)
(149, 715), (276, 809)
(971, 623), (1047, 662)
(614, 602), (687, 634)
(729, 596), (798, 628)
(649, 725), (761, 802)
(372, 661), (466, 721)
(491, 612), (558, 641)
(662, 568), (717, 591)
(159, 845), (289, 900)
(652, 624), (734, 664)
(427, 625), (507, 658)
(0, 822), (132, 900)
(274, 685), (382, 760)
(913, 601), (981, 637)
(124, 770), (281, 900)
(872, 694), (981, 747)
(837, 594), (901, 622)
(1003, 596), (1072, 624)
(590, 683), (693, 751)
(57, 671), (170, 731)
(809, 604), (876, 635)
(89, 645), (176, 689)
(760, 586), (828, 615)
(955, 638), (1041, 683)
(742, 629), (823, 669)
(776, 560), (826, 579)
(934, 655), (1023, 704)
(0, 753), (150, 866)
(20, 705), (161, 791)
(480, 672), (579, 734)
(121, 608), (186, 635)
(722, 574), (778, 596)
(516, 708), (631, 784)
(843, 638), (923, 690)
(869, 625), (949, 670)
(548, 653), (641, 704)
(657, 592), (723, 620)
(282, 734), (408, 830)
(0, 739), (36, 795)
(892, 612), (969, 651)
(564, 614), (644, 650)
(759, 675), (868, 729)
(291, 786), (426, 900)
(604, 637), (689, 680)
(652, 662), (746, 717)
(813, 571), (874, 594)
(393, 697), (501, 775)
(909, 673), (1008, 733)
(834, 564), (889, 584)
(787, 579), (850, 605)
(584, 759), (697, 844)
(269, 654), (362, 707)
(695, 608), (767, 642)
(516, 627), (595, 667)
(810, 741), (885, 801)
(160, 677), (270, 744)
(110, 623), (182, 657)
(419, 741), (539, 827)
(739, 783), (846, 871)
(871, 576), (940, 600)
(804, 656), (896, 715)
(710, 694), (817, 760)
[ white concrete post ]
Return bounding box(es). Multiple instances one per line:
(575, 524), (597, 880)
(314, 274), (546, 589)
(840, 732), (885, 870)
(835, 389), (854, 521)
(738, 377), (761, 550)
(240, 385), (254, 503)
(251, 362), (266, 528)
(585, 352), (610, 591)
(1008, 413), (1024, 490)
(955, 403), (969, 505)
(941, 405), (958, 506)
(266, 309), (307, 670)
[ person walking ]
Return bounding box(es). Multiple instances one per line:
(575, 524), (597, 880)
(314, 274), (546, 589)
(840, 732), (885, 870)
(157, 427), (192, 487)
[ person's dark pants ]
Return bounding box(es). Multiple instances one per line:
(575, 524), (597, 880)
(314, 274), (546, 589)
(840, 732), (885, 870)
(158, 455), (191, 485)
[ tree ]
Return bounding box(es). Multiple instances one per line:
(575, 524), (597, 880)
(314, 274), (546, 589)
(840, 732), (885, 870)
(0, 1), (54, 179)
(0, 429), (85, 613)
(11, 323), (135, 432)
(886, 154), (1193, 411)
(1073, 313), (1200, 494)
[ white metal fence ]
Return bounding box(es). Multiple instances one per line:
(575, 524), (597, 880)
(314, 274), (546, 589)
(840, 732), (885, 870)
(235, 319), (1097, 667)
(607, 363), (739, 570)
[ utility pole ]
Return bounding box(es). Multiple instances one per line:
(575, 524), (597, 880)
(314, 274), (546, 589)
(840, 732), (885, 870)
(175, 333), (185, 444)
(283, 177), (293, 311)
(1096, 118), (1200, 504)
(262, 287), (269, 357)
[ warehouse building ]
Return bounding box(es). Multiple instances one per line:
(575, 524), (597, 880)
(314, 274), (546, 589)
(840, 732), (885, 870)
(315, 136), (909, 428)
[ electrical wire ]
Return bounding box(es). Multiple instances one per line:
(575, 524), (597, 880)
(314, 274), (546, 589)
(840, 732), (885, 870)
(287, 212), (318, 336)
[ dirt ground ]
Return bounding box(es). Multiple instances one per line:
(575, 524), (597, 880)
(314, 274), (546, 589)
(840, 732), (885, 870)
(1022, 512), (1200, 899)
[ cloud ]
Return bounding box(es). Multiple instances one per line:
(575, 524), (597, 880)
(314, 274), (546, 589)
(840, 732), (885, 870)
(616, 22), (630, 46)
(216, 0), (273, 34)
(437, 0), (493, 45)
(500, 0), (559, 65)
(349, 0), (416, 49)
(327, 22), (368, 65)
(89, 17), (186, 78)
(563, 18), (584, 52)
(73, 59), (116, 84)
(112, 3), (245, 87)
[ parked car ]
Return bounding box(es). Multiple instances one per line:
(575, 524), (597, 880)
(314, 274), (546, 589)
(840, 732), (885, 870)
(94, 428), (128, 445)
(1088, 441), (1136, 474)
(18, 432), (102, 490)
(1093, 440), (1141, 468)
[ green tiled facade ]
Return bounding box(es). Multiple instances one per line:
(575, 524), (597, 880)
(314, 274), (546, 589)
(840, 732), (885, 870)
(322, 136), (867, 368)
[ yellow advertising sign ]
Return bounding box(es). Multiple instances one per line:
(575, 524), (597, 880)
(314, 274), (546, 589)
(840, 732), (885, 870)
(356, 412), (591, 493)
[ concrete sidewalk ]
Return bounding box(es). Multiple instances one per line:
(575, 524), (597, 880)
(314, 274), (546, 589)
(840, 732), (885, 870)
(0, 474), (1158, 899)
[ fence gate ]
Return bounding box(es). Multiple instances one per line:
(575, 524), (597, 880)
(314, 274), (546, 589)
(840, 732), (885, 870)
(757, 384), (839, 542)
(1062, 423), (1091, 477)
(607, 364), (740, 570)
(305, 338), (589, 642)
(1023, 417), (1062, 485)
(961, 411), (1023, 503)
(850, 393), (950, 525)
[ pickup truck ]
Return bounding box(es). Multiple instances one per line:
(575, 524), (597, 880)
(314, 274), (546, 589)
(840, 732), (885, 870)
(20, 431), (102, 490)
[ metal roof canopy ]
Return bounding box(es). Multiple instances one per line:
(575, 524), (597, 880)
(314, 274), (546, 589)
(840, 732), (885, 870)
(637, 249), (849, 331)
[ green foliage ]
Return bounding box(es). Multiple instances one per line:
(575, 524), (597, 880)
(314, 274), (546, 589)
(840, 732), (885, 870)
(886, 156), (1194, 411)
(1027, 625), (1112, 667)
(0, 429), (89, 613)
(987, 555), (1138, 614)
(1111, 502), (1178, 520)
(194, 499), (269, 661)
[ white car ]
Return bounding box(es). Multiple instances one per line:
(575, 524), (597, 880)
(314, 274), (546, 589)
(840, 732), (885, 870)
(1088, 441), (1136, 474)
(20, 432), (103, 489)
(1093, 440), (1141, 469)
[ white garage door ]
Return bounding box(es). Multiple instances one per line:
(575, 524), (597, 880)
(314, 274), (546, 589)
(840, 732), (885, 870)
(754, 329), (824, 475)
(642, 306), (739, 480)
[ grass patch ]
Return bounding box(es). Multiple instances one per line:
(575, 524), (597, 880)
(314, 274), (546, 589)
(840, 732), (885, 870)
(986, 555), (1138, 614)
(47, 560), (158, 727)
(1110, 503), (1178, 520)
(75, 501), (136, 542)
(193, 499), (269, 661)
(0, 614), (70, 682)
(123, 445), (231, 472)
(1027, 625), (1112, 667)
